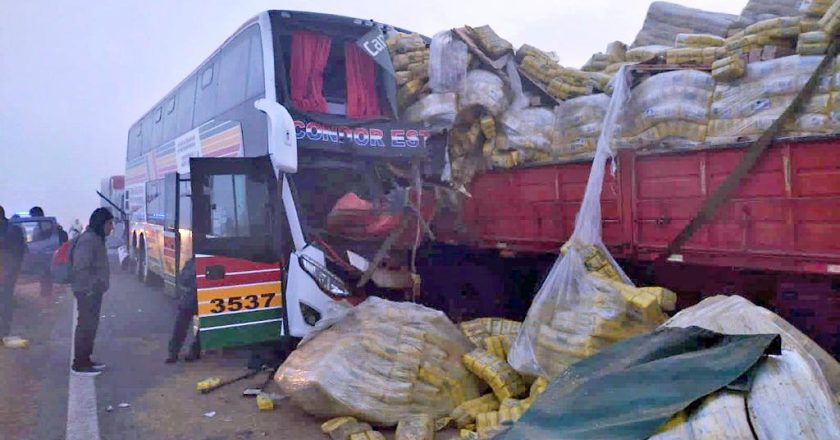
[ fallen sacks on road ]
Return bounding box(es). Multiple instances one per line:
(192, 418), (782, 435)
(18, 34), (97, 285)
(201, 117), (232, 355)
(274, 296), (481, 427)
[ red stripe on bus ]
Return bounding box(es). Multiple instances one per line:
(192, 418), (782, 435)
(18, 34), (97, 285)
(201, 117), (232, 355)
(196, 269), (282, 289)
(195, 255), (279, 275)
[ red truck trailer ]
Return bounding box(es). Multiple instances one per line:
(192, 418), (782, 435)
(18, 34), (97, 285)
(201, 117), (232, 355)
(428, 136), (840, 356)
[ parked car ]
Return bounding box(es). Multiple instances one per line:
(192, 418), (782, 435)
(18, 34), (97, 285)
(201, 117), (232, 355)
(10, 216), (61, 288)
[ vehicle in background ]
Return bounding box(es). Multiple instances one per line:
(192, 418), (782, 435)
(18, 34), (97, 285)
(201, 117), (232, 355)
(10, 215), (61, 293)
(99, 175), (128, 252)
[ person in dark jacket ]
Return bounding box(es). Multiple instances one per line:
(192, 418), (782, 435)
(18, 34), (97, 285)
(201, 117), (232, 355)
(70, 207), (114, 375)
(165, 258), (201, 363)
(0, 205), (28, 348)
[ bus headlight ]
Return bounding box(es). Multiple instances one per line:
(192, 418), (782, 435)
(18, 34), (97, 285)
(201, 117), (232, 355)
(299, 254), (350, 297)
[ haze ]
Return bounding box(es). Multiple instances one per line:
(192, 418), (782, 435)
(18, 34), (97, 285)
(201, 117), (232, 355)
(0, 0), (746, 227)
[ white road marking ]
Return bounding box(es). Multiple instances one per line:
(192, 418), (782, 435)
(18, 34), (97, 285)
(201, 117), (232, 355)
(65, 295), (100, 440)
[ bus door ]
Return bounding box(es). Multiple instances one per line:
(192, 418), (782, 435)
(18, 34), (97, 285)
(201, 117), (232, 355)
(189, 156), (285, 349)
(163, 172), (181, 290)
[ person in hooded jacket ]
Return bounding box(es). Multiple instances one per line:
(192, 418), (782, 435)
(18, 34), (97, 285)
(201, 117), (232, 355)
(0, 205), (28, 348)
(70, 207), (114, 376)
(165, 258), (201, 364)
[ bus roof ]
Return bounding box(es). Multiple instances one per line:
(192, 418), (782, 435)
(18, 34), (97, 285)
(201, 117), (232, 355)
(129, 10), (422, 132)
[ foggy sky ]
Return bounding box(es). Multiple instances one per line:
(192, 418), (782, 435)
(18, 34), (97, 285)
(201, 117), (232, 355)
(0, 0), (745, 228)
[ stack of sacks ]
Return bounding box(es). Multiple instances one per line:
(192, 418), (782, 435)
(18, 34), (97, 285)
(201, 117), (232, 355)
(725, 16), (801, 55)
(712, 55), (747, 81)
(517, 45), (593, 100)
(582, 52), (609, 72)
(552, 94), (610, 158)
(274, 297), (481, 426)
(797, 30), (830, 55)
(508, 242), (677, 378)
(664, 47), (725, 65)
(625, 45), (670, 63)
(586, 72), (612, 93)
(674, 33), (726, 48)
(819, 0), (840, 36)
(495, 107), (555, 164)
(387, 33), (430, 110)
(632, 1), (739, 47)
(467, 25), (513, 60)
(706, 55), (831, 144)
(618, 70), (715, 150)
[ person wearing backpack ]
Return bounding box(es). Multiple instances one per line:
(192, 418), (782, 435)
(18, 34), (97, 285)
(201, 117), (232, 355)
(70, 207), (113, 376)
(0, 205), (29, 348)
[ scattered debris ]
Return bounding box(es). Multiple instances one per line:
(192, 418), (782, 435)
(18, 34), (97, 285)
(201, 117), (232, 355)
(118, 403), (130, 408)
(203, 411), (216, 418)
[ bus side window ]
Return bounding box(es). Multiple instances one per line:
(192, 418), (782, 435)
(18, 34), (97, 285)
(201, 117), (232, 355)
(194, 60), (218, 125)
(162, 96), (177, 141)
(153, 106), (164, 149)
(217, 27), (252, 114)
(142, 115), (154, 153)
(176, 76), (196, 135)
(246, 27), (264, 99)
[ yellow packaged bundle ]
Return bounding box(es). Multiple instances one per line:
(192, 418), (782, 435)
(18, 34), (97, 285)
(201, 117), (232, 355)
(520, 55), (561, 84)
(462, 349), (528, 400)
(459, 318), (522, 346)
(561, 242), (624, 282)
(547, 78), (591, 100)
(398, 79), (426, 107)
(387, 33), (426, 54)
(675, 33), (725, 48)
(195, 377), (221, 392)
(530, 377), (549, 397)
(625, 45), (669, 63)
(638, 286), (678, 312)
(256, 393), (275, 411)
(515, 44), (554, 64)
(556, 67), (591, 87)
(498, 405), (524, 425)
(712, 55), (746, 82)
(460, 429), (480, 440)
(467, 25), (513, 59)
(482, 335), (514, 360)
(591, 273), (669, 324)
(395, 414), (434, 440)
(797, 32), (829, 55)
(744, 17), (801, 36)
(820, 0), (840, 35)
(349, 431), (386, 440)
(801, 18), (821, 33)
(450, 393), (500, 428)
(605, 41), (627, 63)
(322, 416), (375, 440)
(475, 411), (500, 432)
(408, 62), (429, 79)
(480, 116), (496, 139)
(490, 150), (520, 169)
(587, 72), (612, 92)
(582, 52), (610, 72)
(393, 51), (430, 70)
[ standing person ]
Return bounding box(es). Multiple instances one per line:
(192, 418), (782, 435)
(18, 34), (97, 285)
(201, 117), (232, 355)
(28, 206), (56, 296)
(0, 205), (28, 348)
(165, 258), (201, 363)
(70, 207), (113, 376)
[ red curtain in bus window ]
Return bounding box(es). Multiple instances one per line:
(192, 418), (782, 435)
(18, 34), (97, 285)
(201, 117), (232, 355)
(344, 42), (381, 119)
(290, 30), (332, 113)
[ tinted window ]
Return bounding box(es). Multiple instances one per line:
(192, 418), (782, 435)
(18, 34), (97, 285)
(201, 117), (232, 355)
(153, 107), (164, 148)
(194, 61), (217, 125)
(176, 76), (197, 134)
(246, 28), (265, 98)
(142, 115), (154, 152)
(217, 28), (251, 113)
(128, 125), (141, 159)
(163, 97), (177, 140)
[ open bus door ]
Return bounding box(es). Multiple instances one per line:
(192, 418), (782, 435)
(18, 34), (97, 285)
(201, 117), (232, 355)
(189, 156), (285, 350)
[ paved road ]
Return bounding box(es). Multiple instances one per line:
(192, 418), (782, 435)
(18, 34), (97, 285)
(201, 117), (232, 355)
(0, 263), (325, 440)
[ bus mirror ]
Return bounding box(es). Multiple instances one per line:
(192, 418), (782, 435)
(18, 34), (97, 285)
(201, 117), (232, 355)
(255, 99), (298, 174)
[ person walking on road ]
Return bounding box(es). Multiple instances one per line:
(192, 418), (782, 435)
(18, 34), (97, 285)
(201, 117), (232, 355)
(165, 258), (201, 364)
(71, 207), (114, 376)
(0, 205), (29, 348)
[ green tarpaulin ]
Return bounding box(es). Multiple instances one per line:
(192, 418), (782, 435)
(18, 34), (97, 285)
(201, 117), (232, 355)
(501, 326), (781, 440)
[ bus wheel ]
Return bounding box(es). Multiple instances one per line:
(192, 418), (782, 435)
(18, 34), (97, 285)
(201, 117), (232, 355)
(135, 239), (147, 283)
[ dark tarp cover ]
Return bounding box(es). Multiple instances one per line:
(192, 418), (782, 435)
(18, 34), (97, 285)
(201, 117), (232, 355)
(501, 326), (781, 440)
